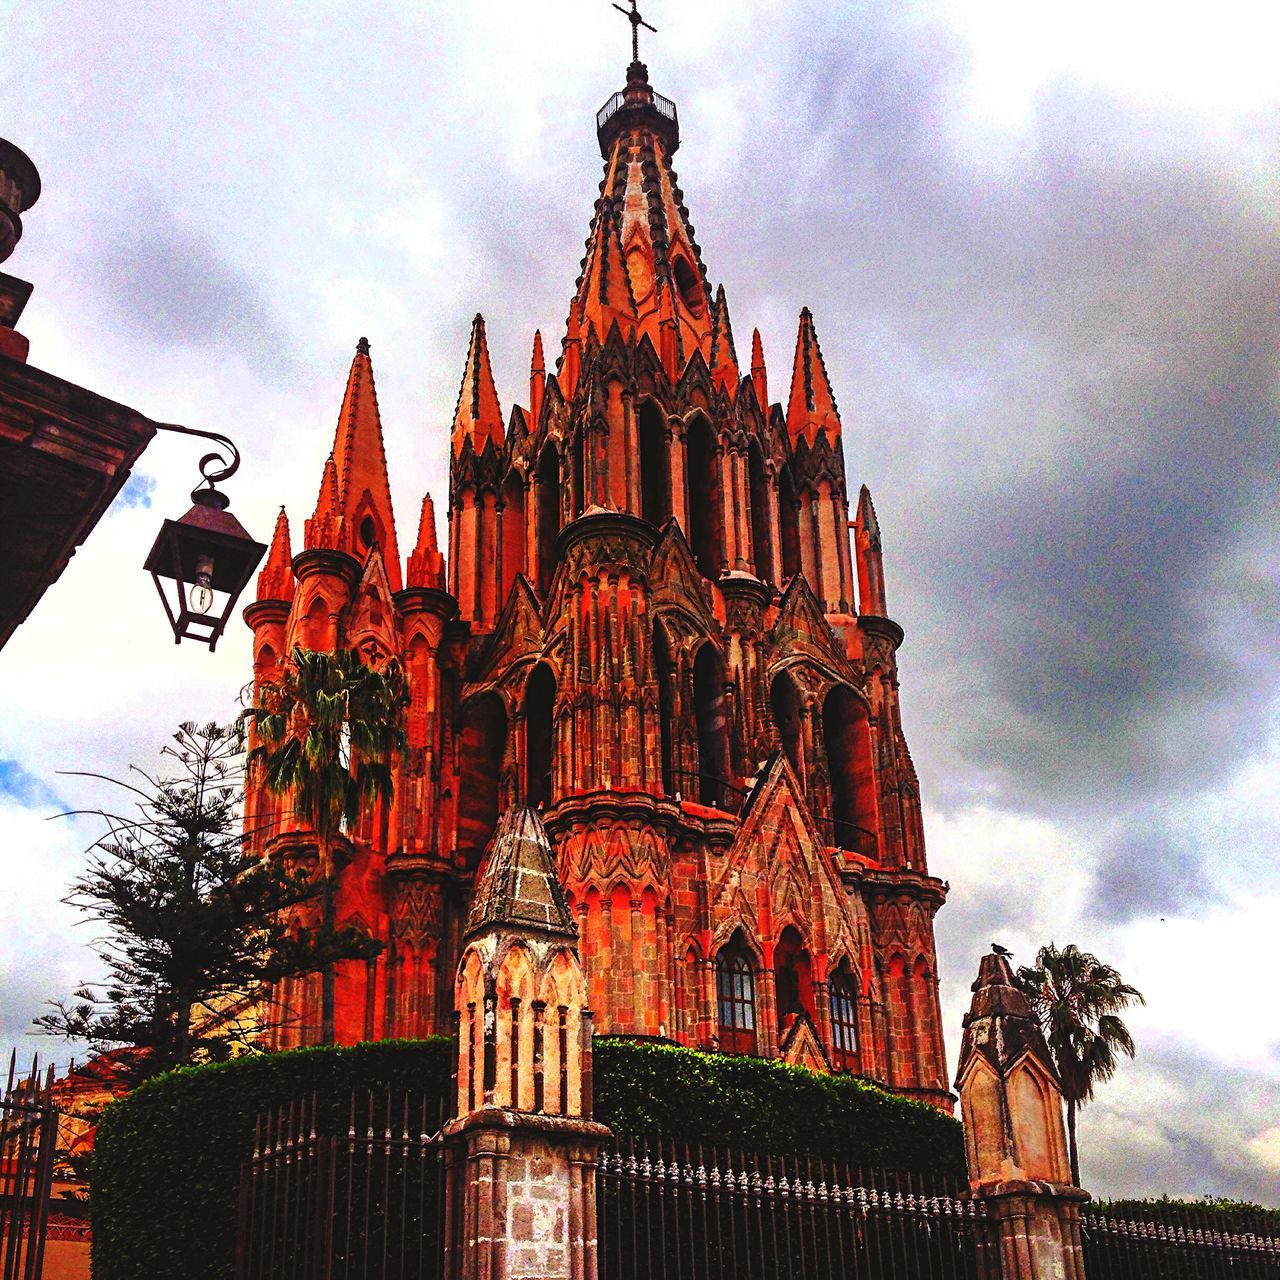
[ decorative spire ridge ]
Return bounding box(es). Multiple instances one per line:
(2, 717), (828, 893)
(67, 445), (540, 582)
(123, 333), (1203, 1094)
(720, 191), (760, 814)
(466, 807), (577, 941)
(750, 327), (767, 411)
(576, 207), (637, 339)
(709, 284), (739, 390)
(857, 485), (880, 549)
(305, 453), (343, 551)
(785, 307), (843, 446)
(316, 337), (403, 589)
(451, 313), (505, 455)
(529, 328), (546, 431)
(255, 506), (295, 602)
(407, 492), (446, 590)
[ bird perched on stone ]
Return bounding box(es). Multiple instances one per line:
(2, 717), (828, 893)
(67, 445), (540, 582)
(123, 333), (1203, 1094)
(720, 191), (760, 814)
(991, 943), (1013, 958)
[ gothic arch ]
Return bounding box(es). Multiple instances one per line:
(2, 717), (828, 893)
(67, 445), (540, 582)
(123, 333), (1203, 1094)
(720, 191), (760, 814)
(747, 437), (773, 583)
(770, 670), (805, 781)
(822, 683), (879, 855)
(457, 692), (507, 866)
(536, 442), (562, 593)
(638, 398), (669, 527)
(524, 662), (556, 809)
(692, 642), (732, 808)
(684, 413), (722, 580)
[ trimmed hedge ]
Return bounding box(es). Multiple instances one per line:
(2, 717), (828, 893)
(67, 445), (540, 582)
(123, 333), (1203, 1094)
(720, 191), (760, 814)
(1093, 1195), (1280, 1235)
(92, 1039), (453, 1280)
(594, 1038), (963, 1173)
(92, 1037), (962, 1280)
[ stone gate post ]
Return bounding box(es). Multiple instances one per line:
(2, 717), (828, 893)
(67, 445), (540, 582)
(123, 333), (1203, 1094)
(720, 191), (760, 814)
(956, 950), (1090, 1280)
(443, 806), (610, 1280)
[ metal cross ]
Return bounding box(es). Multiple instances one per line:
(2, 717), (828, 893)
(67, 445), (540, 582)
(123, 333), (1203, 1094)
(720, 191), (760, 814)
(612, 0), (656, 64)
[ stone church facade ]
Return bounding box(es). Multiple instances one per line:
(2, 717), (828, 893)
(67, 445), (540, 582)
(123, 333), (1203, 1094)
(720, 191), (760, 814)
(244, 59), (951, 1109)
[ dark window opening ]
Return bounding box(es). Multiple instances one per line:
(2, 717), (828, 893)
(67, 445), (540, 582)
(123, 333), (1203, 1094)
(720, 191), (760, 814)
(822, 685), (878, 856)
(693, 644), (731, 809)
(654, 624), (675, 796)
(639, 401), (669, 527)
(524, 663), (556, 809)
(774, 926), (814, 1025)
(359, 515), (377, 551)
(536, 445), (561, 593)
(778, 466), (801, 581)
(770, 672), (804, 781)
(715, 934), (757, 1056)
(457, 694), (507, 867)
(673, 255), (706, 317)
(685, 416), (722, 580)
(572, 428), (586, 517)
(748, 440), (773, 582)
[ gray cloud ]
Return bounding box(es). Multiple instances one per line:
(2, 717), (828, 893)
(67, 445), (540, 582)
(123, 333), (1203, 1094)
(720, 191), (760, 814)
(92, 194), (296, 376)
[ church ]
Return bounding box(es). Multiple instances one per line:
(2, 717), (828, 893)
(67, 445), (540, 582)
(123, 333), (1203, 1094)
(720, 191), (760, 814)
(243, 50), (952, 1110)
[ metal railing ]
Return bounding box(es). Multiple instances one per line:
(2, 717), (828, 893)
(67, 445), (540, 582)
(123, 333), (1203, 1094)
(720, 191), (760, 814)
(667, 769), (748, 816)
(234, 1091), (447, 1280)
(1082, 1202), (1280, 1277)
(598, 1136), (990, 1280)
(0, 1054), (58, 1280)
(596, 89), (679, 133)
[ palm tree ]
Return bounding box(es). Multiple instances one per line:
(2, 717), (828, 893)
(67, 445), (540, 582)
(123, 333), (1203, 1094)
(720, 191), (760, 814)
(248, 646), (407, 1044)
(1015, 942), (1145, 1185)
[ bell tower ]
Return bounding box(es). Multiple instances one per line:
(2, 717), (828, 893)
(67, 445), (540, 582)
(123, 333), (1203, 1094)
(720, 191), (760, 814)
(245, 47), (953, 1110)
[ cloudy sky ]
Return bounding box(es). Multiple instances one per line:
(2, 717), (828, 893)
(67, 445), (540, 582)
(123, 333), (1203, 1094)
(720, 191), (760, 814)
(1, 0), (1277, 1202)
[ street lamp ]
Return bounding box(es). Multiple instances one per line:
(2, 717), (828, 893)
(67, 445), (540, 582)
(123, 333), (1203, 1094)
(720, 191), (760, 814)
(143, 423), (265, 651)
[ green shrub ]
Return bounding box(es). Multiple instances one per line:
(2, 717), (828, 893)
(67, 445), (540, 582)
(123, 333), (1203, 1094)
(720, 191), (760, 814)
(1092, 1195), (1280, 1235)
(594, 1038), (963, 1174)
(91, 1037), (962, 1280)
(91, 1039), (452, 1280)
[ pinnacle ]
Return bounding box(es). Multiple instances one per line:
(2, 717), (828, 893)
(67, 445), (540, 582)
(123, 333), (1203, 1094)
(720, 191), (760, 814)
(407, 491), (445, 590)
(709, 283), (739, 390)
(451, 313), (505, 453)
(531, 329), (545, 376)
(786, 307), (842, 446)
(255, 505), (295, 602)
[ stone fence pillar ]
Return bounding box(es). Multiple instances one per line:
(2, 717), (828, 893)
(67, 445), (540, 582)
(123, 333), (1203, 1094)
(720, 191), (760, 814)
(956, 949), (1089, 1280)
(443, 806), (610, 1280)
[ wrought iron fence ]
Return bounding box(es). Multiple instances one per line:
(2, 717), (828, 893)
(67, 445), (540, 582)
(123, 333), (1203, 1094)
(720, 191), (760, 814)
(1082, 1202), (1280, 1278)
(597, 1135), (991, 1280)
(234, 1090), (447, 1280)
(668, 769), (748, 816)
(0, 1053), (58, 1280)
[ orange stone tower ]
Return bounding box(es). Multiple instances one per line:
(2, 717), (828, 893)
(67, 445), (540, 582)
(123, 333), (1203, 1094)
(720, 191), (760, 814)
(245, 57), (952, 1108)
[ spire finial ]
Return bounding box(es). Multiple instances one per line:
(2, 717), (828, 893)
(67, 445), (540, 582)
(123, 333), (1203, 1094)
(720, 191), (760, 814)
(612, 0), (656, 66)
(356, 336), (370, 356)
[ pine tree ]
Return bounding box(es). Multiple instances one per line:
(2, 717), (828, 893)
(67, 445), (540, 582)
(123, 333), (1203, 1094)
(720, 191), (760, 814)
(37, 720), (376, 1079)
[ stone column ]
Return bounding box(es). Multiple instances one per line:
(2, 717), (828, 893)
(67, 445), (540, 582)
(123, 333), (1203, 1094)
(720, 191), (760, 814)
(444, 806), (610, 1280)
(956, 950), (1089, 1280)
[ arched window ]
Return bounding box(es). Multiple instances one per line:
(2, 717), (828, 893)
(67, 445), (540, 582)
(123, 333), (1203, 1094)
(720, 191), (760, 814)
(693, 644), (731, 808)
(774, 925), (814, 1024)
(685, 416), (722, 580)
(457, 693), (507, 866)
(778, 466), (801, 581)
(653, 624), (676, 796)
(536, 445), (561, 593)
(770, 672), (804, 781)
(639, 401), (669, 527)
(571, 428), (586, 517)
(501, 470), (526, 601)
(748, 440), (773, 583)
(524, 663), (556, 809)
(822, 685), (878, 856)
(715, 933), (757, 1055)
(830, 961), (860, 1072)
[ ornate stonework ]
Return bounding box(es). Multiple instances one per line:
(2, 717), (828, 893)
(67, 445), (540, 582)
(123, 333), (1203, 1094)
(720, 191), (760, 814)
(245, 57), (952, 1109)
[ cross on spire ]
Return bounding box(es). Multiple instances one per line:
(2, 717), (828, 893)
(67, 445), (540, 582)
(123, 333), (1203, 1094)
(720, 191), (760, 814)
(612, 0), (656, 65)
